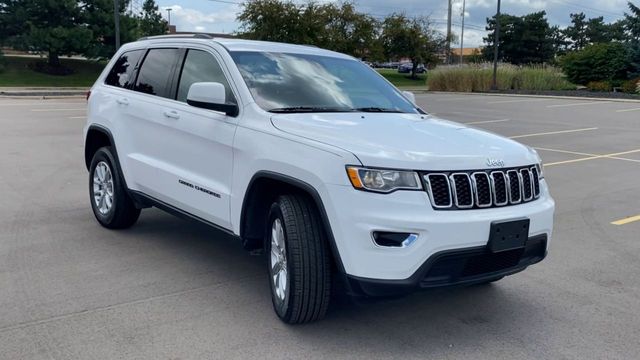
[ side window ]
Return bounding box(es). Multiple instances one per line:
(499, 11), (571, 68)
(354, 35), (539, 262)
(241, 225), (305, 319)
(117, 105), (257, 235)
(104, 49), (145, 88)
(134, 48), (181, 98)
(177, 49), (236, 104)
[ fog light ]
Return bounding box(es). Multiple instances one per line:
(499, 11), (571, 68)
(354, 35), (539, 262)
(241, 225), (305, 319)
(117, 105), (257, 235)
(373, 232), (418, 248)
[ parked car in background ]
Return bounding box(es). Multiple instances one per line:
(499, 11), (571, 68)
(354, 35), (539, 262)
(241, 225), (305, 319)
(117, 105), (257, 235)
(398, 63), (426, 74)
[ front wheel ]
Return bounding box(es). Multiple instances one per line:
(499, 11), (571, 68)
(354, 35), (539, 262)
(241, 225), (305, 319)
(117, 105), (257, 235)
(89, 146), (140, 229)
(266, 194), (332, 324)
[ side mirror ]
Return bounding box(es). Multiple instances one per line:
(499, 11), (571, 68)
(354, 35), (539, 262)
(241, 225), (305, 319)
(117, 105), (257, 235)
(187, 82), (239, 117)
(402, 90), (416, 106)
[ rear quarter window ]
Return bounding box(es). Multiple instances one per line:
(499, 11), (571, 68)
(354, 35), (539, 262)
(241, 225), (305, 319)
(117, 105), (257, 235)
(104, 50), (145, 89)
(134, 48), (181, 99)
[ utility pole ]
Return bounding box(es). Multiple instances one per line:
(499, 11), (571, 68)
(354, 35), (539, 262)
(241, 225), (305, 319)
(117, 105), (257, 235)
(113, 0), (121, 50)
(446, 0), (452, 64)
(166, 8), (173, 27)
(491, 0), (501, 90)
(460, 0), (466, 65)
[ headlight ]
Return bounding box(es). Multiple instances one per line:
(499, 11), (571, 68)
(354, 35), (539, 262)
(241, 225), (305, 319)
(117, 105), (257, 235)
(346, 166), (422, 193)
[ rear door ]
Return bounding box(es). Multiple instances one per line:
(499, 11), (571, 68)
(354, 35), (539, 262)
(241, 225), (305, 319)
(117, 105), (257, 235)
(125, 46), (238, 229)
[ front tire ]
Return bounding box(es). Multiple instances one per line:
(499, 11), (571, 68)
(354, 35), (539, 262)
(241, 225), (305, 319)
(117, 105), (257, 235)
(266, 194), (332, 324)
(89, 146), (140, 229)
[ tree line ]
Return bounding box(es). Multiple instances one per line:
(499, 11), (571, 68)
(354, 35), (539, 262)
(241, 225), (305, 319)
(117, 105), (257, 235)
(0, 0), (167, 70)
(237, 0), (447, 78)
(480, 2), (640, 87)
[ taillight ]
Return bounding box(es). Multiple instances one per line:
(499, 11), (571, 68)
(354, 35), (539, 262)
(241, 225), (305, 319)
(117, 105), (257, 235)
(86, 90), (91, 101)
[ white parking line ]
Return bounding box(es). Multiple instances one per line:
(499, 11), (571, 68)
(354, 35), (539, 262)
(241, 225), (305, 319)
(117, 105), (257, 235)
(32, 109), (85, 112)
(68, 116), (86, 119)
(487, 98), (551, 104)
(463, 119), (511, 125)
(546, 102), (610, 108)
(435, 97), (476, 102)
(510, 127), (598, 139)
(616, 108), (640, 113)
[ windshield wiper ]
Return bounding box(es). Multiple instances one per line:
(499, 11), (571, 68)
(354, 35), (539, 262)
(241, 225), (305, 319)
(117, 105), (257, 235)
(353, 107), (403, 113)
(268, 106), (352, 113)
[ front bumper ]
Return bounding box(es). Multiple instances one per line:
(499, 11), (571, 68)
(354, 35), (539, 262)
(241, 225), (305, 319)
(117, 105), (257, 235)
(346, 234), (547, 297)
(322, 181), (554, 281)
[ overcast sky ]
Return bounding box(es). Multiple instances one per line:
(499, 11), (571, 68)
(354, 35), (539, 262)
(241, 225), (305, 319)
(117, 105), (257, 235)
(155, 0), (633, 47)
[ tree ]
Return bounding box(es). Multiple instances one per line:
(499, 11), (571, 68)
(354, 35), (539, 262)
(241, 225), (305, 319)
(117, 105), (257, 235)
(380, 14), (444, 78)
(564, 13), (588, 50)
(483, 11), (554, 64)
(139, 0), (168, 37)
(237, 0), (303, 43)
(81, 0), (139, 59)
(237, 0), (380, 59)
(626, 1), (640, 77)
(11, 0), (93, 68)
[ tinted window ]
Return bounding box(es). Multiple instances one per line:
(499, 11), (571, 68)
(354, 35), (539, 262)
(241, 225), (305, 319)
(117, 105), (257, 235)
(105, 50), (145, 88)
(230, 51), (417, 113)
(134, 48), (181, 98)
(177, 50), (235, 104)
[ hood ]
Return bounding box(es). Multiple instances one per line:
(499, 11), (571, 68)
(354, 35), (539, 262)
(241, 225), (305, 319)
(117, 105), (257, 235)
(271, 112), (539, 170)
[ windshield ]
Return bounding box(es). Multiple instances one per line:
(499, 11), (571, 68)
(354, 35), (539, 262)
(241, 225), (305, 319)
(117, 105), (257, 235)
(230, 51), (419, 114)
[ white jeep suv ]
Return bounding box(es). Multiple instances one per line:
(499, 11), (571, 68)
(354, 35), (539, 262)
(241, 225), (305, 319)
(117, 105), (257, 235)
(84, 34), (554, 324)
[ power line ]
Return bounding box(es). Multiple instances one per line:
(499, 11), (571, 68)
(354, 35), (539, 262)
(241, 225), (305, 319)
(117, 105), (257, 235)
(547, 0), (623, 17)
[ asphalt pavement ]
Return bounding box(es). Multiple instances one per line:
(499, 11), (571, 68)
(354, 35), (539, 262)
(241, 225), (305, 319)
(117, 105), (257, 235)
(0, 94), (639, 359)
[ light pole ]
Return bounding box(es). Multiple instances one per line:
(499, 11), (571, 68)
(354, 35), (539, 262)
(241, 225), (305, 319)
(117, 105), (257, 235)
(113, 0), (121, 50)
(491, 0), (501, 90)
(446, 0), (452, 64)
(460, 0), (466, 65)
(166, 8), (173, 27)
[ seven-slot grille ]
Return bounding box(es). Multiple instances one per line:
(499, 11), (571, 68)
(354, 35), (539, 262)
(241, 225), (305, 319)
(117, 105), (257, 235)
(423, 165), (541, 210)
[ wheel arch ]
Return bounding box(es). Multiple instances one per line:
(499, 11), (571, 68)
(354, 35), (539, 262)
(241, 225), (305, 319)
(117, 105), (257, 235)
(240, 171), (345, 273)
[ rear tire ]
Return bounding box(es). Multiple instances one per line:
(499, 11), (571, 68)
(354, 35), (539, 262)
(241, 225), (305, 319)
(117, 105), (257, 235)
(266, 194), (332, 324)
(89, 146), (140, 229)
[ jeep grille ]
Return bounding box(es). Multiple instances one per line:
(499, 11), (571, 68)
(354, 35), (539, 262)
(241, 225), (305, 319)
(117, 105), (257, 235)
(422, 166), (541, 210)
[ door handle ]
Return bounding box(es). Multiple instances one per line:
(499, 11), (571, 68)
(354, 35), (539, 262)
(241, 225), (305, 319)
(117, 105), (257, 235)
(116, 98), (129, 106)
(163, 110), (180, 120)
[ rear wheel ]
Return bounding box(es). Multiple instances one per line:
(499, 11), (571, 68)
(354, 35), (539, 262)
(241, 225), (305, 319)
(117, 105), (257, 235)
(266, 194), (332, 324)
(89, 146), (140, 229)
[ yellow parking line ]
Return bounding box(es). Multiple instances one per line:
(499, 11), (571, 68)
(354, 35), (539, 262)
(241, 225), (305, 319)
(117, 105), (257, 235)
(510, 127), (598, 139)
(611, 215), (640, 226)
(544, 148), (640, 167)
(616, 108), (640, 113)
(464, 119), (510, 125)
(534, 147), (594, 157)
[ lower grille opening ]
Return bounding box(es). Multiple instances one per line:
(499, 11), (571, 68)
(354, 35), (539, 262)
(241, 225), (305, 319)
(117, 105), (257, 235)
(419, 237), (546, 288)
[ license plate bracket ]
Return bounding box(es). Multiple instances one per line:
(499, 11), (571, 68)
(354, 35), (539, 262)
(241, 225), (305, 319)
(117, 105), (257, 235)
(488, 218), (530, 252)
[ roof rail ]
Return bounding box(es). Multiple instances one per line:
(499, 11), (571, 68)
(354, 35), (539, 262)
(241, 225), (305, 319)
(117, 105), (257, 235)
(137, 33), (214, 41)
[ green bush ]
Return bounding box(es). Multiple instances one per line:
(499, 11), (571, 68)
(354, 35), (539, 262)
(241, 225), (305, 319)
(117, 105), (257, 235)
(586, 81), (612, 92)
(427, 63), (575, 92)
(560, 43), (629, 85)
(621, 78), (640, 94)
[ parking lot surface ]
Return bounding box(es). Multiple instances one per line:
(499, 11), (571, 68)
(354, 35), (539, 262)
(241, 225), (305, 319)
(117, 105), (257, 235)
(1, 94), (639, 359)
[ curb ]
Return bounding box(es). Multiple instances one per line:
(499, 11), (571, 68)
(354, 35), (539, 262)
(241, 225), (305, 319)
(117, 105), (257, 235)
(421, 91), (640, 103)
(0, 87), (89, 97)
